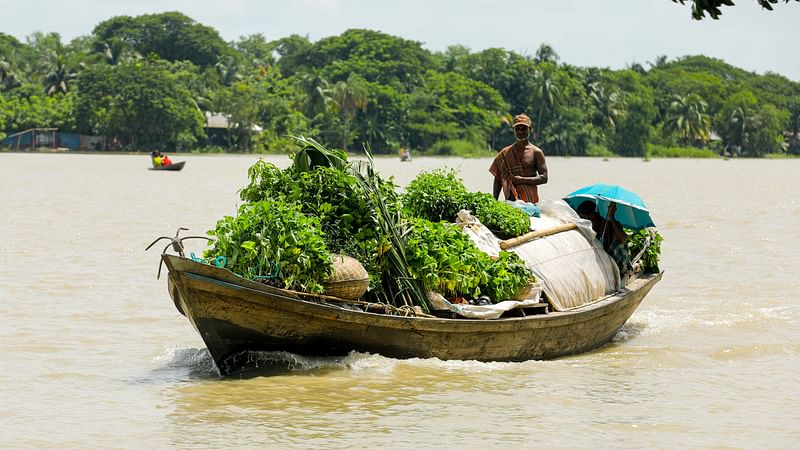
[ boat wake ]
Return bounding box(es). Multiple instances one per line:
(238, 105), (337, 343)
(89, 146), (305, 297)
(153, 347), (364, 378)
(150, 347), (220, 379)
(612, 320), (649, 342)
(153, 347), (529, 379)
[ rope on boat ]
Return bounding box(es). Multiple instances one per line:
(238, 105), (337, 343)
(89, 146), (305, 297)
(189, 252), (227, 268)
(189, 252), (280, 281)
(252, 262), (280, 280)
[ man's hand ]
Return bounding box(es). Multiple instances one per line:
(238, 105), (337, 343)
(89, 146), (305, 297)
(512, 175), (527, 184)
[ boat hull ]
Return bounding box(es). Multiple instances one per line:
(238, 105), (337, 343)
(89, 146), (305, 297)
(163, 255), (662, 376)
(149, 161), (185, 171)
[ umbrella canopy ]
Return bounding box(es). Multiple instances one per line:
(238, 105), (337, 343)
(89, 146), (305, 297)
(563, 183), (655, 230)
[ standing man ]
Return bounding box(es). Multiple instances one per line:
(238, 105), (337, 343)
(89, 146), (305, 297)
(489, 114), (548, 203)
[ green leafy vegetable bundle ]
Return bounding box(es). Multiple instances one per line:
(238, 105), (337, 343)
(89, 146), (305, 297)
(204, 137), (535, 310)
(402, 168), (530, 238)
(626, 229), (663, 273)
(482, 251), (534, 301)
(405, 218), (532, 302)
(204, 199), (333, 293)
(469, 192), (530, 238)
(237, 147), (402, 292)
(402, 168), (470, 222)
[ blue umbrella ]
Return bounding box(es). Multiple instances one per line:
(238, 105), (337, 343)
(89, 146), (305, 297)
(563, 183), (655, 230)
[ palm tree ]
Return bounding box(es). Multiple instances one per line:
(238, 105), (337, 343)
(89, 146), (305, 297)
(492, 112), (514, 149)
(534, 44), (560, 65)
(94, 38), (136, 65)
(0, 56), (22, 90)
(299, 72), (332, 118)
(627, 62), (647, 75)
(362, 115), (388, 151)
(663, 94), (711, 145)
(1, 48), (32, 85)
(331, 74), (369, 151)
(728, 106), (748, 151)
(43, 54), (77, 95)
(588, 82), (627, 139)
(532, 63), (561, 140)
(0, 57), (9, 81)
(215, 56), (244, 86)
(648, 55), (669, 70)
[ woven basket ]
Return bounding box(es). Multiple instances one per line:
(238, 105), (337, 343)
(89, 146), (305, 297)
(511, 281), (542, 301)
(322, 254), (369, 300)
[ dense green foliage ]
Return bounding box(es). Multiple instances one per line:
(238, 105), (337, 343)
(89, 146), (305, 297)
(402, 168), (530, 237)
(349, 154), (430, 310)
(240, 160), (390, 290)
(405, 218), (532, 301)
(2, 13), (798, 156)
(627, 229), (664, 273)
(74, 60), (205, 149)
(405, 218), (489, 298)
(400, 169), (534, 301)
(204, 199), (334, 293)
(92, 12), (232, 67)
(205, 139), (534, 307)
(402, 168), (470, 222)
(482, 251), (535, 301)
(470, 192), (531, 238)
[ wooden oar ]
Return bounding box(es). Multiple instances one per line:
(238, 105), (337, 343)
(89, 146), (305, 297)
(499, 223), (578, 250)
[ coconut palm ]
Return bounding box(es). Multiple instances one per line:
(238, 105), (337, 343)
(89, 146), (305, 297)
(43, 54), (77, 95)
(648, 54), (669, 70)
(0, 50), (25, 88)
(0, 56), (21, 90)
(534, 44), (560, 65)
(627, 62), (647, 75)
(728, 106), (748, 150)
(492, 112), (514, 149)
(663, 93), (711, 145)
(532, 63), (561, 140)
(331, 74), (369, 151)
(94, 38), (136, 66)
(215, 56), (244, 86)
(588, 82), (627, 134)
(299, 72), (332, 118)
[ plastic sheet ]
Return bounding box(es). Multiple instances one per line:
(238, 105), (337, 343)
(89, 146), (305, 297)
(460, 200), (620, 312)
(427, 290), (543, 320)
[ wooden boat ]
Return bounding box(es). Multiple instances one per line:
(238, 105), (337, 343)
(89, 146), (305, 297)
(162, 254), (663, 376)
(149, 161), (186, 171)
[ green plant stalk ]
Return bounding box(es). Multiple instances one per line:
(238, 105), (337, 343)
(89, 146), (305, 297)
(352, 153), (430, 312)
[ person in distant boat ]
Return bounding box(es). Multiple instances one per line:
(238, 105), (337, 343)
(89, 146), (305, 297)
(576, 201), (631, 276)
(489, 114), (548, 204)
(151, 151), (163, 167)
(400, 147), (411, 161)
(161, 154), (172, 166)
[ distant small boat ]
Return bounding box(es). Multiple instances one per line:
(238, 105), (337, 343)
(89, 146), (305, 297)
(149, 161), (185, 171)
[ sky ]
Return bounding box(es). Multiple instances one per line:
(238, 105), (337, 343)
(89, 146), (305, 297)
(2, 0), (799, 81)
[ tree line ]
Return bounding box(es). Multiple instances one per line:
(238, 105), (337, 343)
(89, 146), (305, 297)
(1, 11), (798, 157)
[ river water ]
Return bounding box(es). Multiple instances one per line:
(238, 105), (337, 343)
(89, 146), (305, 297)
(2, 152), (798, 449)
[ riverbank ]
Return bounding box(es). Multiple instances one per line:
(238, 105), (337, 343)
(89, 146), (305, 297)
(4, 146), (797, 159)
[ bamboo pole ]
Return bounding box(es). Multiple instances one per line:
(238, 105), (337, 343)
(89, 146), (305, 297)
(499, 222), (577, 250)
(281, 288), (437, 318)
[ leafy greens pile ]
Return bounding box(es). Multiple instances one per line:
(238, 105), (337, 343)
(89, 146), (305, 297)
(626, 228), (663, 273)
(402, 168), (531, 238)
(204, 137), (535, 311)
